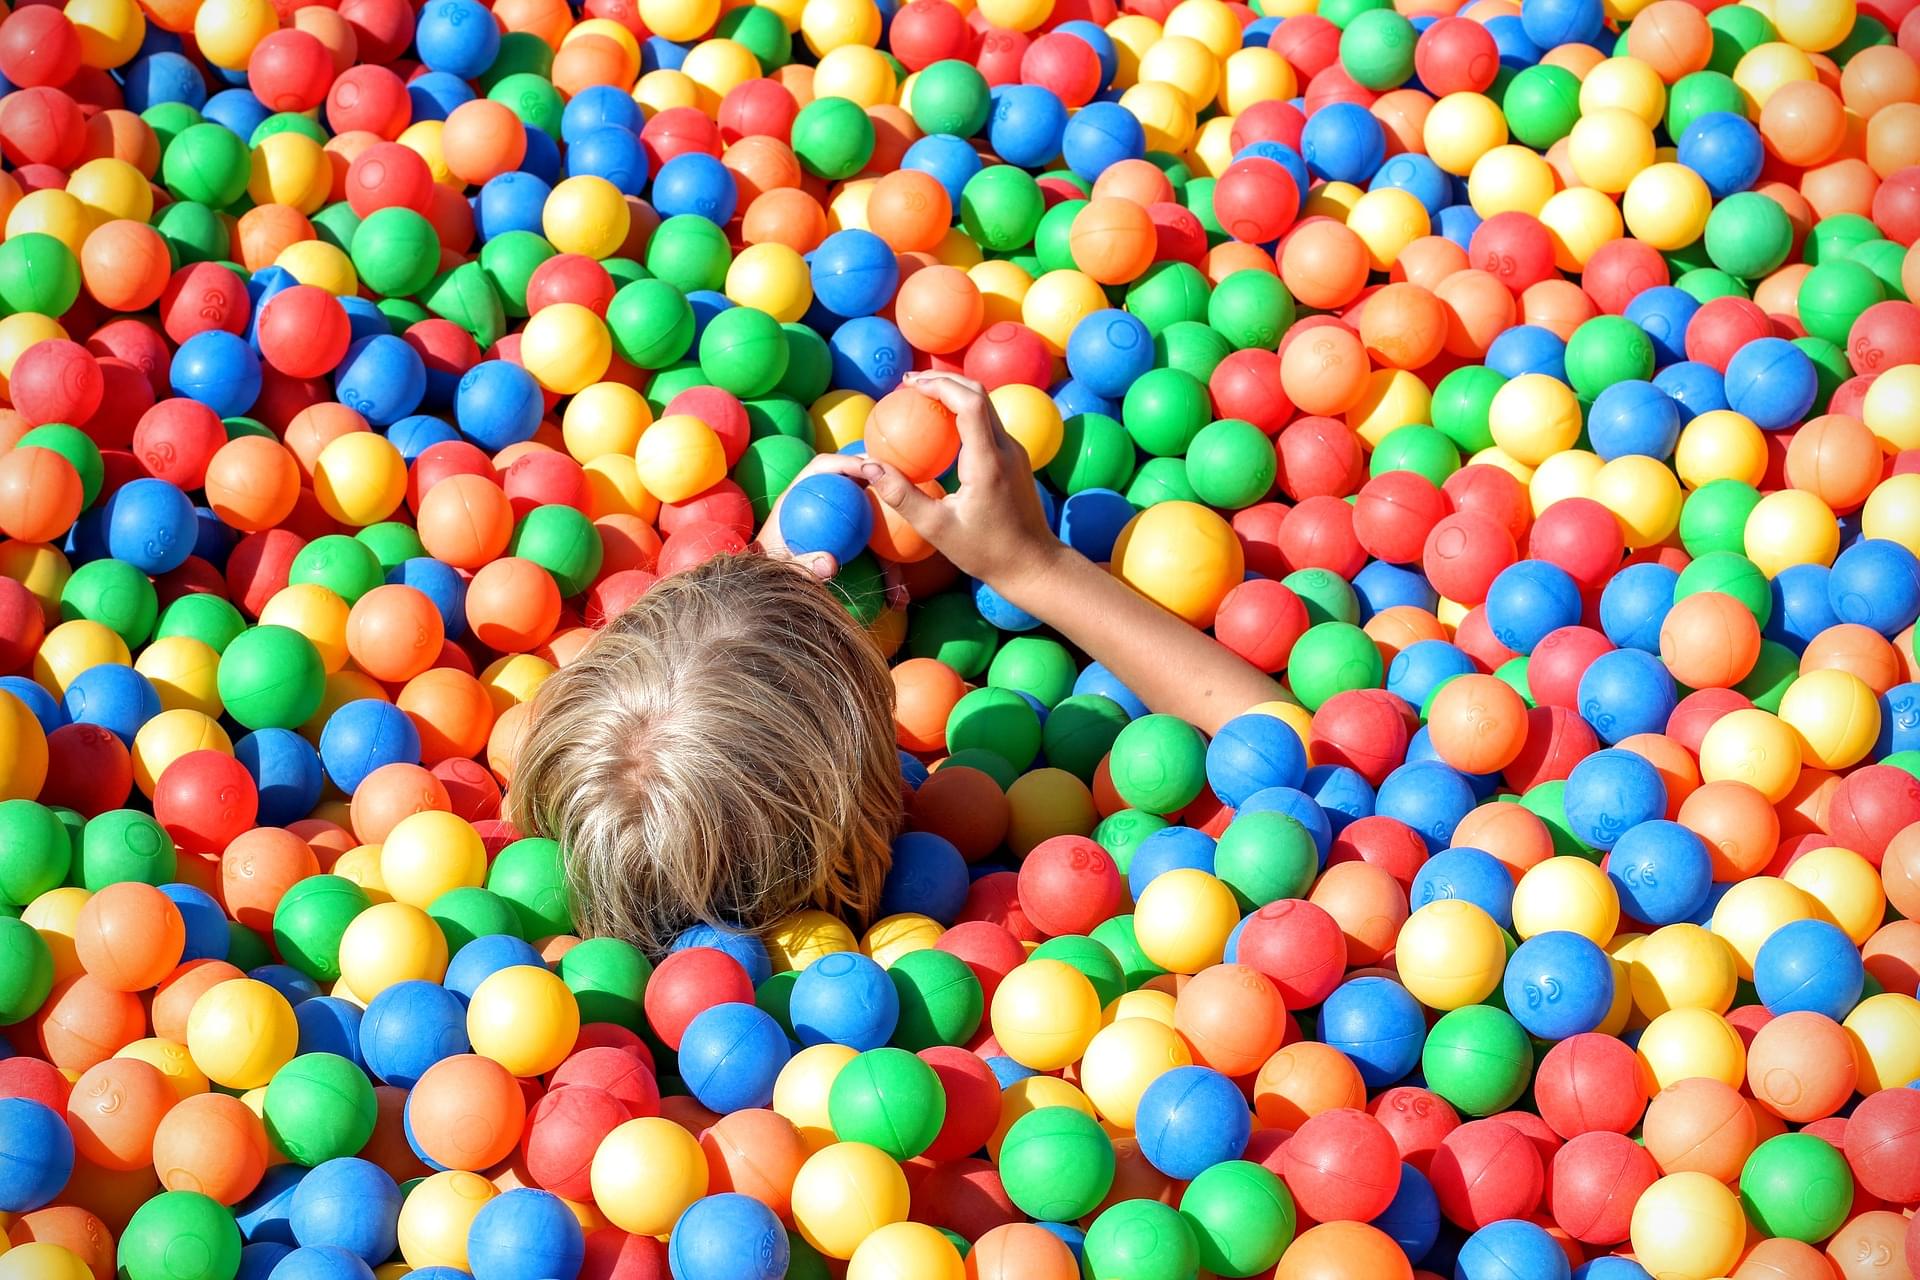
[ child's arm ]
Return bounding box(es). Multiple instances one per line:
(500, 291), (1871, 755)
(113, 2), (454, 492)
(858, 371), (1284, 736)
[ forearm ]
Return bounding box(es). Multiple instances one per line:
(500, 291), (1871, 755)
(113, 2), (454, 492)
(992, 543), (1284, 736)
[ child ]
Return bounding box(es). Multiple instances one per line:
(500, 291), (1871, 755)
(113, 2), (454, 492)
(508, 371), (1282, 952)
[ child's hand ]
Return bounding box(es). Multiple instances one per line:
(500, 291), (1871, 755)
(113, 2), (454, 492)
(756, 451), (908, 605)
(856, 371), (1060, 592)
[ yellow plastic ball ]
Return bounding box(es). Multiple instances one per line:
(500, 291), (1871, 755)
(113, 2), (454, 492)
(726, 242), (814, 323)
(192, 0), (275, 68)
(635, 69), (702, 115)
(1778, 669), (1880, 771)
(790, 1142), (911, 1259)
(1513, 855), (1619, 943)
(800, 0), (881, 52)
(378, 811), (486, 908)
(814, 44), (896, 106)
(1622, 162), (1712, 251)
(1734, 42), (1818, 108)
(1674, 409), (1767, 488)
(1708, 876), (1815, 979)
(1783, 845), (1885, 945)
(592, 1116), (709, 1235)
(1627, 923), (1738, 1019)
(681, 38), (761, 110)
(827, 178), (876, 234)
(1568, 107), (1656, 194)
(1394, 899), (1506, 1010)
(1745, 488), (1840, 577)
(1591, 454), (1682, 549)
(582, 454), (657, 521)
(1021, 268), (1106, 354)
(1119, 81), (1196, 153)
(860, 913), (943, 967)
(1164, 0), (1239, 57)
(1344, 186), (1429, 270)
(1136, 868), (1241, 968)
(634, 415), (727, 503)
(1629, 1172), (1747, 1280)
(1468, 144), (1557, 218)
(21, 886), (87, 983)
(1077, 1017), (1192, 1128)
(248, 133), (331, 215)
(1773, 0), (1855, 50)
(1578, 53), (1667, 126)
(775, 1043), (858, 1150)
(1842, 992), (1920, 1092)
(275, 240), (358, 297)
(1220, 47), (1296, 115)
(1348, 368), (1431, 450)
(1637, 1007), (1745, 1090)
(467, 963), (579, 1077)
(1138, 35), (1219, 112)
(1111, 501), (1245, 629)
(989, 958), (1101, 1071)
(562, 382), (653, 461)
(313, 432), (407, 527)
(337, 901), (449, 1000)
(1863, 472), (1920, 555)
(331, 846), (389, 905)
(118, 1036), (208, 1100)
(260, 584), (349, 672)
(811, 390), (874, 453)
(479, 653), (554, 712)
(131, 708), (230, 797)
(1698, 707), (1803, 801)
(1538, 187), (1624, 271)
(987, 383), (1062, 469)
(638, 0), (720, 41)
(5, 190), (88, 256)
(67, 158), (153, 223)
(1187, 115), (1237, 180)
(968, 258), (1032, 327)
(0, 540), (70, 621)
(521, 303), (612, 396)
(396, 120), (449, 185)
(1423, 92), (1507, 176)
(1528, 449), (1603, 514)
(184, 977), (298, 1090)
(1861, 362), (1920, 451)
(1107, 15), (1162, 87)
(768, 909), (859, 972)
(1304, 179), (1364, 223)
(32, 618), (129, 698)
(66, 0), (146, 68)
(543, 176), (632, 260)
(397, 1171), (498, 1270)
(847, 1222), (964, 1280)
(0, 1244), (93, 1280)
(1489, 373), (1582, 466)
(135, 635), (222, 718)
(1004, 767), (1098, 856)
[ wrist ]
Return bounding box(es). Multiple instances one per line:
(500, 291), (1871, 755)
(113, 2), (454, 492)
(983, 536), (1076, 611)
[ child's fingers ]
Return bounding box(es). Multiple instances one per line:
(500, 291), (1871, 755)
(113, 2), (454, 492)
(859, 458), (948, 532)
(904, 371), (1006, 459)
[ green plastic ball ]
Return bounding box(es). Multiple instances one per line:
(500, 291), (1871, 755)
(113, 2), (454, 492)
(829, 551), (887, 626)
(1125, 456), (1199, 508)
(1517, 780), (1586, 857)
(1034, 200), (1086, 274)
(1284, 569), (1359, 627)
(510, 505), (604, 597)
(1213, 811), (1317, 910)
(1797, 259), (1885, 346)
(827, 1047), (947, 1159)
(1082, 1199), (1199, 1280)
(1093, 810), (1169, 876)
(272, 875), (373, 983)
(355, 523), (426, 573)
(961, 166), (1045, 253)
(906, 592), (999, 678)
(289, 535), (384, 604)
(716, 4), (791, 68)
(558, 936), (653, 1028)
(1089, 914), (1165, 989)
(1179, 1161), (1295, 1277)
(1678, 480), (1763, 558)
(80, 809), (176, 889)
(0, 798), (69, 907)
(1737, 640), (1800, 712)
(479, 231), (558, 317)
(1030, 934), (1125, 1008)
(156, 595), (247, 653)
(733, 434), (815, 522)
(1673, 549), (1771, 625)
(1738, 1133), (1853, 1243)
(777, 324), (833, 402)
(1047, 412), (1137, 494)
(1123, 367), (1210, 457)
(161, 123), (251, 207)
(987, 637), (1077, 709)
(1706, 4), (1776, 74)
(608, 277), (696, 368)
(423, 261), (507, 347)
(262, 1051), (377, 1166)
(1186, 419), (1276, 510)
(1339, 8), (1416, 89)
(1287, 621), (1384, 710)
(155, 202), (230, 266)
(1208, 271), (1295, 351)
(311, 202), (362, 252)
(1564, 316), (1654, 399)
(488, 836), (574, 938)
(0, 233), (80, 316)
(1705, 192), (1794, 281)
(699, 306), (790, 397)
(887, 948), (983, 1050)
(216, 625), (326, 731)
(119, 1190), (242, 1280)
(1666, 70), (1747, 139)
(998, 1106), (1116, 1222)
(59, 558), (157, 648)
(488, 73), (565, 137)
(946, 686), (1043, 772)
(1500, 65), (1581, 150)
(352, 208), (441, 298)
(1041, 694), (1131, 783)
(142, 102), (204, 151)
(1806, 213), (1881, 266)
(647, 216), (733, 294)
(1431, 365), (1504, 454)
(1126, 262), (1211, 336)
(1155, 321), (1231, 383)
(428, 886), (525, 954)
(1421, 1003), (1533, 1116)
(745, 395), (811, 442)
(0, 914), (53, 1025)
(1370, 425), (1461, 485)
(792, 96), (875, 179)
(910, 60), (991, 137)
(1107, 714), (1207, 814)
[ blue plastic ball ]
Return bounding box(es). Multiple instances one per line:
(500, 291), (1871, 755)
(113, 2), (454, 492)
(453, 360), (542, 452)
(1677, 111), (1764, 199)
(1319, 976), (1425, 1088)
(1652, 359), (1728, 420)
(1133, 1066), (1251, 1179)
(877, 831), (970, 923)
(789, 951), (899, 1049)
(235, 1165), (306, 1244)
(1456, 1218), (1572, 1280)
(268, 1246), (373, 1280)
(1205, 712), (1307, 810)
(250, 964), (321, 1005)
(335, 335), (427, 427)
(1485, 325), (1566, 381)
(652, 152), (737, 224)
(104, 478), (198, 575)
(561, 86), (643, 141)
(667, 1194), (789, 1280)
(1767, 563), (1840, 650)
(445, 934), (545, 1000)
(1409, 847), (1515, 930)
(0, 1098), (74, 1212)
(1239, 786), (1334, 857)
(1587, 381), (1682, 462)
(388, 558), (469, 639)
(1576, 648), (1677, 744)
(238, 1242), (294, 1280)
(414, 0), (500, 78)
(1723, 337), (1817, 431)
(1061, 101), (1144, 180)
(1073, 661), (1146, 718)
(1503, 931), (1614, 1040)
(63, 663), (161, 744)
(1385, 642), (1476, 713)
(810, 229), (900, 318)
(162, 882), (229, 962)
(1354, 561), (1437, 617)
(989, 83), (1068, 169)
(287, 1158), (401, 1264)
(294, 996), (365, 1065)
(1303, 763), (1375, 832)
(1370, 1163), (1440, 1265)
(1599, 562), (1679, 653)
(1605, 820), (1711, 926)
(465, 1188), (586, 1280)
(1563, 748), (1666, 850)
(1300, 102), (1385, 184)
(678, 1002), (792, 1112)
(474, 172), (552, 241)
(1623, 287), (1700, 368)
(778, 473), (875, 565)
(318, 698), (421, 794)
(828, 315), (912, 399)
(1065, 309), (1154, 400)
(236, 728), (326, 828)
(1127, 826), (1217, 898)
(1373, 760), (1478, 852)
(668, 924), (773, 985)
(567, 126), (649, 195)
(1828, 538), (1920, 636)
(1753, 918), (1865, 1020)
(171, 330), (262, 418)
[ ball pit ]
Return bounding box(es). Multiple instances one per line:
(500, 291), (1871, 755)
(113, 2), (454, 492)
(1, 0), (1920, 1279)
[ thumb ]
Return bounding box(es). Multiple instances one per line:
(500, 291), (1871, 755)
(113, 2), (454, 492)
(796, 551), (839, 580)
(861, 459), (945, 528)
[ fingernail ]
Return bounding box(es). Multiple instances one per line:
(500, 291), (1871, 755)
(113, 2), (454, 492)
(860, 462), (883, 479)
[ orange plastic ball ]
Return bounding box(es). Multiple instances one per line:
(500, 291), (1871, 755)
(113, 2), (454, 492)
(894, 265), (984, 354)
(1307, 861), (1407, 967)
(1786, 413), (1882, 512)
(1678, 779), (1780, 882)
(149, 961), (245, 1045)
(1761, 81), (1847, 167)
(150, 1091), (269, 1203)
(1434, 268), (1515, 358)
(742, 188), (828, 252)
(220, 829), (321, 934)
(1745, 1010), (1856, 1123)
(1626, 0), (1711, 82)
(5, 1207), (116, 1280)
(866, 169), (952, 253)
(0, 445), (83, 542)
(203, 436), (302, 533)
(416, 473), (515, 569)
(699, 1108), (810, 1220)
(891, 657), (965, 754)
(1280, 324), (1368, 416)
(407, 1053), (527, 1171)
(1451, 800), (1555, 882)
(349, 762), (451, 845)
(73, 882), (187, 993)
(1357, 282), (1446, 370)
(1279, 220), (1369, 309)
(1252, 1041), (1365, 1129)
(346, 583), (446, 683)
(865, 386), (960, 483)
(1642, 1076), (1755, 1180)
(398, 668), (497, 765)
(964, 1223), (1080, 1280)
(1274, 1223), (1413, 1280)
(1068, 197), (1156, 285)
(465, 557), (561, 653)
(1425, 674), (1529, 774)
(1800, 623), (1902, 693)
(81, 220), (172, 311)
(1660, 592), (1762, 689)
(441, 99), (528, 185)
(65, 1057), (175, 1172)
(1173, 963), (1287, 1076)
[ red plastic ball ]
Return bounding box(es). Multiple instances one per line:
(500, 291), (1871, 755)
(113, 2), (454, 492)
(1430, 1117), (1546, 1230)
(1825, 764), (1920, 865)
(1533, 1033), (1648, 1139)
(1277, 415), (1366, 499)
(527, 254), (616, 318)
(39, 724), (133, 817)
(890, 0), (973, 70)
(1231, 100), (1306, 155)
(1468, 213), (1557, 295)
(1849, 300), (1920, 374)
(1367, 1086), (1460, 1175)
(1213, 158), (1300, 247)
(1413, 17), (1497, 95)
(1354, 471), (1450, 566)
(522, 1085), (631, 1201)
(1022, 32), (1102, 108)
(918, 1046), (999, 1161)
(0, 7), (81, 90)
(248, 29), (335, 113)
(0, 87), (86, 169)
(1581, 239), (1670, 316)
(717, 80), (799, 144)
(1548, 1131), (1657, 1245)
(1312, 689), (1414, 788)
(1526, 627), (1615, 712)
(1268, 15), (1340, 79)
(326, 66), (412, 139)
(10, 340), (104, 428)
(659, 481), (755, 539)
(503, 451), (588, 516)
(152, 750), (260, 857)
(1666, 687), (1752, 756)
(1234, 898), (1346, 1008)
(1209, 349), (1291, 435)
(257, 285), (352, 379)
(934, 920), (1027, 1005)
(663, 388), (750, 467)
(133, 400), (226, 490)
(1213, 578), (1308, 673)
(1016, 835), (1122, 937)
(641, 948), (754, 1050)
(1422, 511), (1517, 606)
(1280, 495), (1367, 577)
(345, 141), (436, 216)
(1280, 1108), (1401, 1222)
(1504, 703), (1600, 790)
(1686, 296), (1774, 371)
(962, 322), (1054, 391)
(1527, 498), (1624, 592)
(1327, 814), (1428, 889)
(1872, 164), (1920, 245)
(641, 106), (722, 170)
(1844, 1087), (1920, 1203)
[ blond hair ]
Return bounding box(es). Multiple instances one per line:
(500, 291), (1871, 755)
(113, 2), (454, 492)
(507, 553), (900, 954)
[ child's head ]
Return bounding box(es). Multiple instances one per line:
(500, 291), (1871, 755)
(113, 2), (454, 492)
(508, 553), (900, 954)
